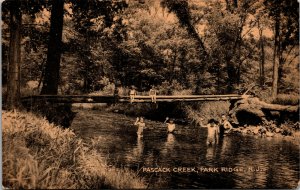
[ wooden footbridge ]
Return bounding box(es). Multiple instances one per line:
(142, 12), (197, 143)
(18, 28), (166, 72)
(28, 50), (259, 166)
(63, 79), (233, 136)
(21, 94), (248, 104)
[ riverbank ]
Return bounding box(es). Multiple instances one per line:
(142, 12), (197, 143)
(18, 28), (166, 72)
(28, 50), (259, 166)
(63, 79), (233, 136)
(232, 125), (300, 145)
(186, 105), (300, 145)
(2, 110), (146, 189)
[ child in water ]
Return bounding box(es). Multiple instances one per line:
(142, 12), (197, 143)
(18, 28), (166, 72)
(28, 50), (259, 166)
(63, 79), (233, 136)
(164, 117), (176, 133)
(221, 115), (233, 134)
(134, 117), (145, 137)
(200, 118), (219, 145)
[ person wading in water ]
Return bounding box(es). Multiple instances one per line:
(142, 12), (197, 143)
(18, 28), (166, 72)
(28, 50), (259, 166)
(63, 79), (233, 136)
(200, 118), (219, 145)
(164, 117), (176, 133)
(134, 117), (145, 138)
(221, 115), (233, 135)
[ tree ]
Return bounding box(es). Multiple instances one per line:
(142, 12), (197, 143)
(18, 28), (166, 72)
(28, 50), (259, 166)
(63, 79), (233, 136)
(257, 19), (266, 87)
(111, 2), (200, 93)
(6, 0), (22, 109)
(2, 0), (50, 91)
(202, 1), (250, 93)
(160, 0), (211, 94)
(160, 0), (207, 58)
(264, 0), (299, 98)
(40, 0), (65, 94)
(66, 0), (128, 93)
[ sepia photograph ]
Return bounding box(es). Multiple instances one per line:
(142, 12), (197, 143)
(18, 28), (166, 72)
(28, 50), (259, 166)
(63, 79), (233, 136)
(1, 0), (299, 189)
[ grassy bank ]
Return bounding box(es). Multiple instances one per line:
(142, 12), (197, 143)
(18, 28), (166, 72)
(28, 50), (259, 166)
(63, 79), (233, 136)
(271, 94), (299, 105)
(2, 110), (146, 189)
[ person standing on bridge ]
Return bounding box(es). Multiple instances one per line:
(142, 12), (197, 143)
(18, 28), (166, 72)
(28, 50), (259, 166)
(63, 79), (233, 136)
(129, 86), (137, 103)
(134, 117), (145, 138)
(149, 86), (157, 103)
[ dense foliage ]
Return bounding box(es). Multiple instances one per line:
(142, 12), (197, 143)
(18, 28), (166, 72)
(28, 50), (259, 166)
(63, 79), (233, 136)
(2, 0), (299, 103)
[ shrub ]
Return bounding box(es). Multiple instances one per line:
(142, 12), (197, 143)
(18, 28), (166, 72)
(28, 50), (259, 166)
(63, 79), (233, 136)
(28, 103), (76, 128)
(185, 101), (230, 125)
(2, 110), (146, 189)
(172, 89), (193, 96)
(156, 80), (188, 95)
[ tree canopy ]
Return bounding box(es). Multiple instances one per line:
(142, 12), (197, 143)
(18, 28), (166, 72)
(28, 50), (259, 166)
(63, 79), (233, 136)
(2, 0), (299, 107)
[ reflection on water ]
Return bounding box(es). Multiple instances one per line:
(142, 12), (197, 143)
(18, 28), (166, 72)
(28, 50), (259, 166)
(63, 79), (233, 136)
(127, 137), (143, 161)
(71, 110), (300, 189)
(166, 133), (175, 145)
(161, 134), (175, 156)
(205, 146), (216, 161)
(220, 136), (231, 159)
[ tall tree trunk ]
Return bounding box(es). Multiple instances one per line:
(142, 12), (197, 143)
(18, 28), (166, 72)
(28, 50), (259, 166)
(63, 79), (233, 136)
(226, 62), (235, 93)
(258, 23), (265, 87)
(225, 0), (238, 12)
(218, 13), (245, 94)
(235, 28), (243, 87)
(236, 53), (242, 86)
(232, 0), (238, 8)
(41, 0), (64, 95)
(272, 14), (280, 99)
(7, 0), (22, 109)
(225, 0), (231, 10)
(83, 62), (93, 93)
(170, 50), (177, 83)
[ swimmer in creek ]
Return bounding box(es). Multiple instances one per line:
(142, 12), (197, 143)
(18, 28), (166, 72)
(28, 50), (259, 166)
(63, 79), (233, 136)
(200, 118), (219, 145)
(134, 117), (145, 138)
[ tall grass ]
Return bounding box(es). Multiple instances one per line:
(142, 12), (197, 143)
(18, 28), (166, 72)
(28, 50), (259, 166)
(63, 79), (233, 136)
(185, 101), (230, 125)
(271, 94), (299, 105)
(2, 110), (146, 189)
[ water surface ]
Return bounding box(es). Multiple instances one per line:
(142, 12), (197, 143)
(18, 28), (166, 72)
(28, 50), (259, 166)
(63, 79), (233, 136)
(71, 109), (299, 189)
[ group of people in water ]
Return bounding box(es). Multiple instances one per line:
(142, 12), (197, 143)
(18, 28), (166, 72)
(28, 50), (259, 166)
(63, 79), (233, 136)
(199, 115), (233, 145)
(130, 86), (233, 145)
(134, 116), (175, 137)
(133, 114), (233, 145)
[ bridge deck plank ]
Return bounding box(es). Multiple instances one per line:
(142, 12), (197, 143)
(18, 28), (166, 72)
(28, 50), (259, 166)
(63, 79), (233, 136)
(21, 94), (243, 103)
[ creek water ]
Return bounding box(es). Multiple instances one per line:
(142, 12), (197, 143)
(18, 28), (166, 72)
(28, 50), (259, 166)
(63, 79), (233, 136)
(71, 109), (299, 189)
